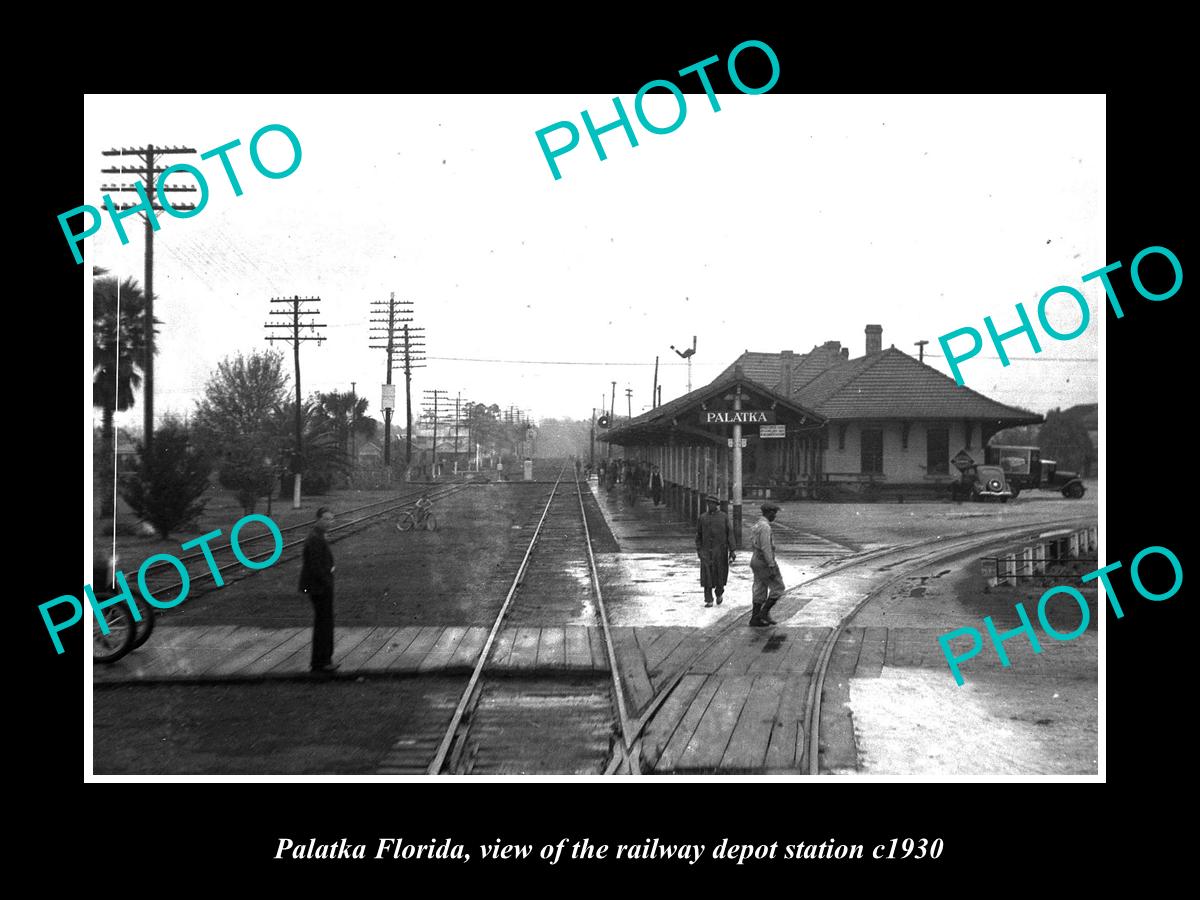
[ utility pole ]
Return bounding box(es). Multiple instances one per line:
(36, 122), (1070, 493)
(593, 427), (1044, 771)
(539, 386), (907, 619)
(914, 339), (929, 363)
(732, 384), (744, 546)
(101, 143), (198, 455)
(265, 295), (325, 508)
(454, 393), (464, 460)
(625, 388), (633, 421)
(423, 388), (449, 474)
(657, 385), (662, 407)
(609, 382), (616, 459)
(350, 381), (357, 465)
(590, 408), (596, 466)
(369, 294), (423, 469)
(652, 356), (659, 408)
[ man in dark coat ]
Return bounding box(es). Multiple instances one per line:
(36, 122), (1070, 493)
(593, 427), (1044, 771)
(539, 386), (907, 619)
(299, 506), (338, 673)
(696, 496), (735, 607)
(650, 465), (664, 506)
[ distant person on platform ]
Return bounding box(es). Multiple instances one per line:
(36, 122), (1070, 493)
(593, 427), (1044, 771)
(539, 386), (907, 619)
(748, 501), (784, 627)
(299, 506), (338, 674)
(696, 496), (735, 607)
(650, 465), (664, 506)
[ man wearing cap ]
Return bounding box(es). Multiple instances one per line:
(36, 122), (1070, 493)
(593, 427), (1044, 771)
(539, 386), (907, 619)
(299, 506), (338, 674)
(696, 496), (735, 607)
(748, 501), (784, 626)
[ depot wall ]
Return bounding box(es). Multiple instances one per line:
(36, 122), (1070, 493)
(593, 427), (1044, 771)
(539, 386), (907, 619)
(821, 420), (984, 485)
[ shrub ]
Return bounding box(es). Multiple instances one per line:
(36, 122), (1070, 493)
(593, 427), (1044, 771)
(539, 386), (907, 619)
(120, 418), (212, 539)
(218, 436), (277, 515)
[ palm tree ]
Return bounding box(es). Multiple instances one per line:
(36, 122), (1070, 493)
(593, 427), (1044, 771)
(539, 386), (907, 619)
(316, 390), (378, 462)
(269, 398), (350, 493)
(93, 268), (158, 516)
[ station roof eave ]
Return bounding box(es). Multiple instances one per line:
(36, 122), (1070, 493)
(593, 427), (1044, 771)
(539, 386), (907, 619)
(598, 367), (826, 447)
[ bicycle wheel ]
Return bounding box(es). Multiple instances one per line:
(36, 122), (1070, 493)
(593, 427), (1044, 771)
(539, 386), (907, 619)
(424, 513), (438, 532)
(397, 511), (417, 531)
(131, 600), (156, 650)
(93, 605), (136, 664)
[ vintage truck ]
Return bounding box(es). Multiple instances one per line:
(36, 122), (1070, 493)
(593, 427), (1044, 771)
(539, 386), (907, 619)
(985, 445), (1086, 499)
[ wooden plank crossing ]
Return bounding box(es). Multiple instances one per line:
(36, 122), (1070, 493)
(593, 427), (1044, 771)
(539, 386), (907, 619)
(721, 675), (787, 769)
(95, 624), (622, 683)
(641, 627), (847, 773)
(93, 616), (889, 776)
(609, 626), (654, 715)
(675, 676), (756, 770)
(764, 674), (810, 770)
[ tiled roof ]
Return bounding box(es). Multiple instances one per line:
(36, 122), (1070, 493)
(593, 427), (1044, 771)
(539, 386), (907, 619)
(717, 344), (847, 387)
(601, 368), (825, 444)
(788, 348), (1041, 422)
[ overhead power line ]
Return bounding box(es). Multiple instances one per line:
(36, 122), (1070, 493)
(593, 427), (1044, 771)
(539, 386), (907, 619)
(424, 356), (709, 366)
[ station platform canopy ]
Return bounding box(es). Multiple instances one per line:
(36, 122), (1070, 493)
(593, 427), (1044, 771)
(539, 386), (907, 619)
(599, 365), (826, 447)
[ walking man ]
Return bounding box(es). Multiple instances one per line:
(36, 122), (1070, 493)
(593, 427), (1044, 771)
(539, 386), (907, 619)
(650, 464), (664, 506)
(299, 506), (338, 674)
(696, 496), (735, 607)
(748, 501), (785, 626)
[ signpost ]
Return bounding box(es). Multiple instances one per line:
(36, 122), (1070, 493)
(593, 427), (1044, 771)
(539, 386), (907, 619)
(760, 425), (786, 439)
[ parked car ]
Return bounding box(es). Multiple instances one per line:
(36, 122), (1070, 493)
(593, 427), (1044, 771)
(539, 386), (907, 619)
(986, 445), (1086, 499)
(951, 464), (1012, 503)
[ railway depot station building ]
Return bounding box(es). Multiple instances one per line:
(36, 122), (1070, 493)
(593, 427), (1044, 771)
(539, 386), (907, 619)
(601, 325), (1042, 530)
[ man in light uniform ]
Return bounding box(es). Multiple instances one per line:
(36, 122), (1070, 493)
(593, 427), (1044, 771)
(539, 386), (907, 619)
(748, 501), (784, 626)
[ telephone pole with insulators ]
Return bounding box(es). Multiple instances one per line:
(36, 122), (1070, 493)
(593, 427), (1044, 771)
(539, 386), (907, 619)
(101, 143), (198, 455)
(265, 295), (325, 508)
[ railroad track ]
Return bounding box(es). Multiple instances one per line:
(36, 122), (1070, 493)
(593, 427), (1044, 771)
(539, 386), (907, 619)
(417, 466), (635, 776)
(133, 482), (474, 608)
(614, 514), (1097, 775)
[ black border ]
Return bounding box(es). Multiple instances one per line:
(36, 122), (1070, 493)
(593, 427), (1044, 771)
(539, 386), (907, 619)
(28, 25), (1189, 883)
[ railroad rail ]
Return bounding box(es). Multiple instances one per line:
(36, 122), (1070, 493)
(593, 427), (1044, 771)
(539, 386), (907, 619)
(425, 467), (634, 775)
(135, 482), (473, 605)
(613, 514), (1097, 775)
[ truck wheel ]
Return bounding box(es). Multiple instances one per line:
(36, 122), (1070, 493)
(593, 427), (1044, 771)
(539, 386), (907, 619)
(1063, 483), (1085, 499)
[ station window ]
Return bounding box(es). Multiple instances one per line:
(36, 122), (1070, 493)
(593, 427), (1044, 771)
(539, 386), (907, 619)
(860, 428), (884, 474)
(927, 427), (949, 474)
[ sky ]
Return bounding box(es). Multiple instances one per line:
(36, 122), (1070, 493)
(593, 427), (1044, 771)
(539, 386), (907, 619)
(83, 94), (1103, 432)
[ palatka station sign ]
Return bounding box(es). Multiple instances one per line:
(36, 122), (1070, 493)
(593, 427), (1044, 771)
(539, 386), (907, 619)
(701, 410), (776, 424)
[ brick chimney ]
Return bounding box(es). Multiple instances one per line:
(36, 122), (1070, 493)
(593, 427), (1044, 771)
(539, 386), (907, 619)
(866, 324), (883, 355)
(780, 350), (795, 396)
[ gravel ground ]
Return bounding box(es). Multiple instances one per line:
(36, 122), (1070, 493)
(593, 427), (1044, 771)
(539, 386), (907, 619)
(154, 483), (610, 627)
(784, 477), (1097, 549)
(93, 678), (465, 775)
(841, 552), (1098, 776)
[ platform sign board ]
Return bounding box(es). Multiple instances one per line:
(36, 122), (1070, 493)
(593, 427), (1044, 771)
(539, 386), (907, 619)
(702, 410), (776, 425)
(381, 384), (396, 411)
(760, 425), (786, 438)
(952, 449), (975, 472)
(727, 438), (748, 448)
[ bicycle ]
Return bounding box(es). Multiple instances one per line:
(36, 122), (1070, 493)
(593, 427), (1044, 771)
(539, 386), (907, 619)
(397, 496), (439, 532)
